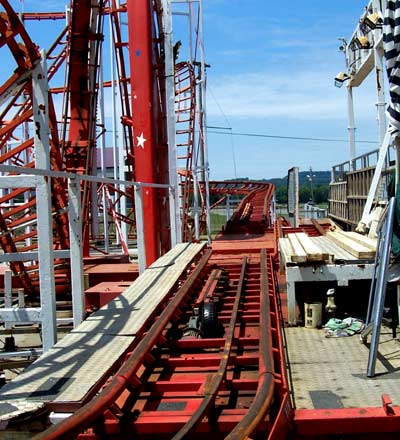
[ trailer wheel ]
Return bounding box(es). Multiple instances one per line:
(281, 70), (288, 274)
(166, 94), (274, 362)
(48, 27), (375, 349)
(201, 302), (219, 338)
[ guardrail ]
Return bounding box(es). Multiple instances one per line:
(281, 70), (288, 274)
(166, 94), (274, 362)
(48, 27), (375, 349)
(0, 164), (176, 353)
(329, 148), (393, 227)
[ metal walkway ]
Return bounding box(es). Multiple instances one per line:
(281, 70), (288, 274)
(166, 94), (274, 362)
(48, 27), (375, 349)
(0, 243), (205, 422)
(286, 326), (400, 409)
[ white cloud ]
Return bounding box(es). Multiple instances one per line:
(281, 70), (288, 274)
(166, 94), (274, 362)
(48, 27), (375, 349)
(207, 70), (378, 122)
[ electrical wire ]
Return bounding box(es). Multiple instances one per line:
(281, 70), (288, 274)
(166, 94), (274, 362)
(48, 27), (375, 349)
(208, 89), (238, 178)
(207, 126), (378, 145)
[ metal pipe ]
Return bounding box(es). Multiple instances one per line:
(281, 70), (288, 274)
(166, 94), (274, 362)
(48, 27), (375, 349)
(0, 349), (42, 359)
(367, 196), (396, 377)
(198, 0), (211, 243)
(134, 184), (146, 274)
(0, 164), (172, 190)
(98, 47), (110, 252)
(162, 0), (181, 245)
(4, 269), (12, 330)
(68, 177), (85, 328)
(32, 55), (57, 351)
(373, 0), (387, 145)
(126, 0), (161, 265)
(365, 227), (382, 326)
(347, 86), (356, 170)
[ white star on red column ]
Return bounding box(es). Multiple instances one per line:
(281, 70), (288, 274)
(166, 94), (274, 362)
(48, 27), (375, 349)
(136, 132), (146, 149)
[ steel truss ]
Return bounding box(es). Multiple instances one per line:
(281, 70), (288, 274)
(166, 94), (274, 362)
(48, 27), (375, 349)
(0, 0), (211, 298)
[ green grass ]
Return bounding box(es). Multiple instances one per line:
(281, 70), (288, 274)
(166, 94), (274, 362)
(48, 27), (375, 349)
(210, 212), (227, 236)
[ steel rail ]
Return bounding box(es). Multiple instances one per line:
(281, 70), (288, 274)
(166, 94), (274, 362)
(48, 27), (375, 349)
(34, 249), (212, 440)
(262, 185), (274, 224)
(172, 256), (248, 440)
(194, 267), (222, 307)
(225, 248), (275, 440)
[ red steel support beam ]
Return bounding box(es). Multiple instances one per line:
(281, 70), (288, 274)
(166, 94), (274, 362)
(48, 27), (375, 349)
(66, 0), (92, 172)
(65, 0), (94, 257)
(126, 0), (160, 266)
(295, 405), (400, 436)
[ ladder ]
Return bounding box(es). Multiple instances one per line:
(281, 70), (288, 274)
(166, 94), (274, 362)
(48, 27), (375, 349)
(174, 62), (196, 242)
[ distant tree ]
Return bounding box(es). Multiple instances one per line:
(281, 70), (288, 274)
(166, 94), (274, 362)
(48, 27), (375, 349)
(313, 185), (329, 204)
(299, 186), (311, 203)
(275, 185), (287, 204)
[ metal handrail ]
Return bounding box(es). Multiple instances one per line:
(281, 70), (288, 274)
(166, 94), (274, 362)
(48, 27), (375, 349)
(331, 147), (393, 183)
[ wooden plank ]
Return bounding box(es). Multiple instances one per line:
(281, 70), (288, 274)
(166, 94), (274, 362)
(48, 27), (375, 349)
(332, 229), (375, 250)
(279, 238), (293, 269)
(277, 217), (284, 239)
(345, 231), (377, 251)
(312, 236), (356, 262)
(278, 238), (292, 272)
(327, 231), (375, 259)
(295, 232), (327, 262)
(308, 237), (332, 261)
(287, 233), (307, 263)
(311, 218), (327, 236)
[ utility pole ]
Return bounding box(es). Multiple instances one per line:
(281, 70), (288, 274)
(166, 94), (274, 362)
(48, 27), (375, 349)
(307, 167), (316, 204)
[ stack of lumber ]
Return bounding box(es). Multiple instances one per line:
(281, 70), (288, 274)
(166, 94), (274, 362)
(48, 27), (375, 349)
(280, 232), (329, 263)
(326, 230), (376, 259)
(279, 230), (376, 264)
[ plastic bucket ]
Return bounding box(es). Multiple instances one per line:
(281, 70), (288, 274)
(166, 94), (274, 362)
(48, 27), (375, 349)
(304, 302), (322, 328)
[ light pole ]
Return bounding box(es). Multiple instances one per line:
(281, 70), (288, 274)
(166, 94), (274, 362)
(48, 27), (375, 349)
(307, 166), (316, 204)
(334, 38), (356, 170)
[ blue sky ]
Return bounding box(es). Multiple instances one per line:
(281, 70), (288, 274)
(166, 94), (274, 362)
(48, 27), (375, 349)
(202, 1), (381, 180)
(8, 0), (381, 180)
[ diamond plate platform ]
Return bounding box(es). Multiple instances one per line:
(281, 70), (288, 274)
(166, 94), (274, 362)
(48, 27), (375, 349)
(285, 326), (400, 409)
(0, 242), (205, 422)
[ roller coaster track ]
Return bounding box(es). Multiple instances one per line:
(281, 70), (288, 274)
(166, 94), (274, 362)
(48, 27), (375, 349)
(0, 6), (289, 436)
(32, 182), (290, 440)
(0, 0), (131, 293)
(0, 1), (70, 294)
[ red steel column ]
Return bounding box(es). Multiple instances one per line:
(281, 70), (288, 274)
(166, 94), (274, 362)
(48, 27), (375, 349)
(66, 0), (93, 257)
(127, 0), (159, 265)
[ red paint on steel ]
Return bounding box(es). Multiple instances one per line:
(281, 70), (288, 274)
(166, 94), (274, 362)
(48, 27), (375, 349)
(225, 249), (275, 439)
(294, 406), (400, 436)
(172, 258), (248, 439)
(84, 281), (131, 311)
(126, 0), (160, 266)
(35, 249), (211, 440)
(65, 0), (103, 256)
(29, 179), (297, 439)
(175, 62), (197, 242)
(0, 2), (71, 294)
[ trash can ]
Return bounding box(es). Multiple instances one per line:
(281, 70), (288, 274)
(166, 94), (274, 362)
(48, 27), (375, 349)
(304, 302), (322, 328)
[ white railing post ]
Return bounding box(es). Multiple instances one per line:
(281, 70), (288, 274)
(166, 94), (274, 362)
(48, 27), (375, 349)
(36, 176), (57, 351)
(32, 53), (57, 352)
(68, 176), (85, 327)
(134, 184), (146, 274)
(169, 185), (178, 247)
(4, 269), (12, 330)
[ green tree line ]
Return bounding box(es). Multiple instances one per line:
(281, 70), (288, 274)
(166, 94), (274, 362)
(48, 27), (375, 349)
(275, 184), (329, 204)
